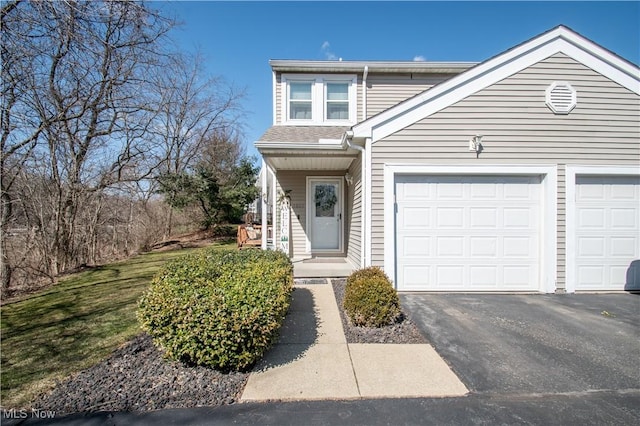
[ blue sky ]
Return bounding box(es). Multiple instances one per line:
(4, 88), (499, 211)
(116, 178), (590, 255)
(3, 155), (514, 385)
(156, 1), (640, 160)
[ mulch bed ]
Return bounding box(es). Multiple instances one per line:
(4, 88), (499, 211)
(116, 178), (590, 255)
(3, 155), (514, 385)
(33, 279), (426, 415)
(331, 278), (427, 344)
(32, 334), (248, 415)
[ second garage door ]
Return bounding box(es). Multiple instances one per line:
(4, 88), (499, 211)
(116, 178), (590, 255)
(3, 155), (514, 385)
(395, 175), (542, 291)
(573, 175), (640, 291)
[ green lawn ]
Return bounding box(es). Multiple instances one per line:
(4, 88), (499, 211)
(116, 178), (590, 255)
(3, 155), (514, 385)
(0, 242), (234, 408)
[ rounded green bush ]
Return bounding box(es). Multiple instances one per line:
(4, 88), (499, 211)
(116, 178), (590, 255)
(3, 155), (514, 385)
(343, 266), (402, 328)
(137, 248), (293, 371)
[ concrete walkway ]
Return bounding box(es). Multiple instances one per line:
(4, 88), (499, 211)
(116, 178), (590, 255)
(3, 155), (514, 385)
(241, 280), (467, 401)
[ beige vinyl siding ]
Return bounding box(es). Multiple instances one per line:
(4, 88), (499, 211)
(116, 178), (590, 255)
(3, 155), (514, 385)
(275, 73), (282, 124)
(346, 154), (363, 267)
(369, 53), (640, 291)
(366, 73), (456, 118)
(276, 170), (347, 257)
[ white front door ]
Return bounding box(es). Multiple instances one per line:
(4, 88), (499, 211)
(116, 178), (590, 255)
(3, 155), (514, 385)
(309, 178), (342, 251)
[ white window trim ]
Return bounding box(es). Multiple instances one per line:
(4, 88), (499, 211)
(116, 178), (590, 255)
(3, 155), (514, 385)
(383, 164), (557, 293)
(565, 165), (640, 293)
(282, 74), (357, 125)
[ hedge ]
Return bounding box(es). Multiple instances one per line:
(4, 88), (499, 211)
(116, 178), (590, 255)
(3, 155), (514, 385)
(137, 248), (293, 371)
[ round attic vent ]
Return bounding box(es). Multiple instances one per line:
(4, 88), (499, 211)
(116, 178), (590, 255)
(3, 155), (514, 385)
(546, 81), (577, 114)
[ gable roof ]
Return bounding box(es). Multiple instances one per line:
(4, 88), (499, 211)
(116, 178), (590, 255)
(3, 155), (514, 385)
(351, 25), (640, 142)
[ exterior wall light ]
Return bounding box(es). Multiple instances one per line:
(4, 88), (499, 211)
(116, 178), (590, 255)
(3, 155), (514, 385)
(345, 172), (354, 186)
(469, 135), (483, 153)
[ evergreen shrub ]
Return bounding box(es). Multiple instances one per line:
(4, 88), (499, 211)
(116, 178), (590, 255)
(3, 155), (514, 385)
(138, 248), (293, 371)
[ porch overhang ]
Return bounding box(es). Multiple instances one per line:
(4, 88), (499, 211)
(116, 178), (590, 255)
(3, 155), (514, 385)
(256, 125), (359, 171)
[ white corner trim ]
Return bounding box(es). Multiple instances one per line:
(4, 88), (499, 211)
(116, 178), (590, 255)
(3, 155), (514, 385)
(364, 138), (373, 267)
(353, 28), (640, 142)
(383, 164), (558, 293)
(261, 159), (268, 249)
(272, 70), (277, 125)
(564, 165), (640, 293)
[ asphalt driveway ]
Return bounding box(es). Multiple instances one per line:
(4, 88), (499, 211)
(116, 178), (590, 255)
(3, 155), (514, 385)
(400, 293), (640, 394)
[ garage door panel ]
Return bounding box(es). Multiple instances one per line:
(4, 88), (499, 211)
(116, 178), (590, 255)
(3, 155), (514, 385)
(400, 207), (431, 228)
(504, 266), (533, 287)
(578, 209), (605, 228)
(470, 208), (497, 227)
(470, 183), (497, 198)
(437, 208), (464, 227)
(610, 238), (636, 257)
(610, 209), (636, 228)
(503, 182), (534, 199)
(437, 182), (463, 198)
(577, 237), (605, 257)
(400, 236), (430, 257)
(437, 266), (464, 287)
(470, 237), (497, 257)
(503, 237), (535, 257)
(436, 237), (464, 256)
(396, 175), (541, 291)
(504, 208), (533, 228)
(573, 175), (640, 291)
(400, 266), (431, 290)
(610, 184), (636, 199)
(469, 266), (497, 287)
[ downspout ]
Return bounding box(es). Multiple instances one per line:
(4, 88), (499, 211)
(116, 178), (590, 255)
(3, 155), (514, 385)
(261, 159), (268, 249)
(362, 65), (369, 121)
(342, 130), (366, 268)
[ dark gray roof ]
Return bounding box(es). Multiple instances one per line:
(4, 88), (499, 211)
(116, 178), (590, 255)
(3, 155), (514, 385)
(257, 126), (349, 143)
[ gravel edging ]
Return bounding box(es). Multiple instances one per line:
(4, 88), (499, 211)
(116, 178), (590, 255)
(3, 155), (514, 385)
(32, 334), (248, 416)
(331, 278), (427, 344)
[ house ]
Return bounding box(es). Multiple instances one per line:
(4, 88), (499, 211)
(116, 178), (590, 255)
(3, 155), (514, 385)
(256, 25), (640, 293)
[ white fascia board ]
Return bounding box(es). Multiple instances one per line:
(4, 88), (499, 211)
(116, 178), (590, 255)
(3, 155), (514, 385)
(255, 141), (347, 151)
(354, 26), (640, 142)
(318, 138), (342, 145)
(270, 59), (476, 74)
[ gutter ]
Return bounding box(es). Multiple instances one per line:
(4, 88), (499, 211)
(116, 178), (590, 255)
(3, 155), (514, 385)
(341, 130), (367, 268)
(269, 59), (477, 74)
(362, 65), (369, 121)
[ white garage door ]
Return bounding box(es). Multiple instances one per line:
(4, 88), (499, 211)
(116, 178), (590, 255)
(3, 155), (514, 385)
(395, 175), (541, 291)
(574, 176), (640, 291)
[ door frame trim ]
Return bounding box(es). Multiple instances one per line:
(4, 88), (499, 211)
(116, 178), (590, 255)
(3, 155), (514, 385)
(384, 164), (557, 293)
(306, 176), (344, 254)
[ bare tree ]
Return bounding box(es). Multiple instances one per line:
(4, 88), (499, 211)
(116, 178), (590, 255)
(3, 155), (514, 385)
(1, 0), (174, 289)
(148, 51), (245, 237)
(1, 1), (250, 294)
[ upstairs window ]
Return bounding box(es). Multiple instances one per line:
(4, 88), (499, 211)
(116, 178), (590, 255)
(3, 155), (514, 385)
(289, 82), (313, 120)
(326, 83), (349, 120)
(282, 75), (356, 125)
